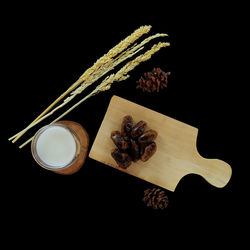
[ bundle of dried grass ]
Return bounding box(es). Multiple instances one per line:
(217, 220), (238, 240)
(9, 25), (170, 148)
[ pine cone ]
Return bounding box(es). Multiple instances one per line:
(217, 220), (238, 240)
(142, 188), (169, 210)
(136, 68), (170, 93)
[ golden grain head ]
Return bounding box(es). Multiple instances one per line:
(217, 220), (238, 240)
(10, 25), (170, 148)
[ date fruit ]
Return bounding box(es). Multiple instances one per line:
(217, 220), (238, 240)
(111, 131), (129, 150)
(131, 120), (147, 138)
(139, 143), (147, 157)
(141, 142), (157, 162)
(111, 148), (132, 169)
(121, 115), (133, 137)
(138, 129), (158, 144)
(130, 139), (140, 162)
(110, 115), (158, 169)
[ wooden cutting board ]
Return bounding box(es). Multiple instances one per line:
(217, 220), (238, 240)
(89, 95), (232, 191)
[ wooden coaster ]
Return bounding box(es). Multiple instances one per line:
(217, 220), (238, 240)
(53, 120), (89, 175)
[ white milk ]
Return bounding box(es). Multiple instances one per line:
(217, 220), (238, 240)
(35, 126), (76, 168)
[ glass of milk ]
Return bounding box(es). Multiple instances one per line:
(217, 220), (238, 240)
(31, 123), (81, 172)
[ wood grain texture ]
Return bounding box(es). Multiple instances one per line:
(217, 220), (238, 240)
(89, 96), (232, 191)
(55, 120), (89, 175)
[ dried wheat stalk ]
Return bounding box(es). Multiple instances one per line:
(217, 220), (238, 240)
(19, 42), (169, 149)
(9, 25), (152, 143)
(71, 33), (168, 96)
(9, 31), (169, 143)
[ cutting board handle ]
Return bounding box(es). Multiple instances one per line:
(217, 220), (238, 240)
(193, 152), (232, 188)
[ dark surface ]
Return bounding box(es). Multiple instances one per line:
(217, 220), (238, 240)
(4, 4), (234, 238)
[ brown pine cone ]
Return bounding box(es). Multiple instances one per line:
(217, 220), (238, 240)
(142, 187), (169, 210)
(136, 68), (171, 93)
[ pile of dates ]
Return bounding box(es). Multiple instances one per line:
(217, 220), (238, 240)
(111, 115), (158, 169)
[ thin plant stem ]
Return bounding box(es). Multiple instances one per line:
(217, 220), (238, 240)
(19, 42), (169, 148)
(10, 25), (152, 143)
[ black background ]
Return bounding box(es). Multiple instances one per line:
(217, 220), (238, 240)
(4, 2), (235, 241)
